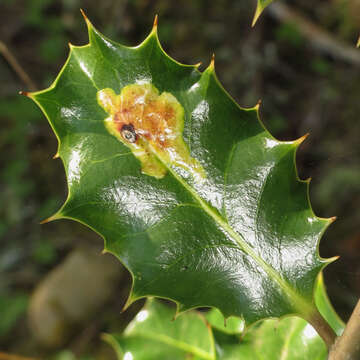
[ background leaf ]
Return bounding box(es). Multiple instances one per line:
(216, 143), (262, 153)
(218, 316), (328, 360)
(103, 299), (215, 360)
(105, 284), (344, 360)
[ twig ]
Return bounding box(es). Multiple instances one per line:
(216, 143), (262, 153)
(0, 352), (39, 360)
(267, 3), (360, 66)
(0, 41), (37, 91)
(328, 299), (360, 360)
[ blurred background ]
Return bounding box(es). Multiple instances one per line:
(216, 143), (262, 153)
(0, 0), (359, 358)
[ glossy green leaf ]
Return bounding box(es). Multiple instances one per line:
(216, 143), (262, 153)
(252, 0), (274, 26)
(219, 316), (328, 360)
(105, 288), (344, 360)
(28, 14), (336, 333)
(205, 308), (244, 335)
(103, 299), (215, 360)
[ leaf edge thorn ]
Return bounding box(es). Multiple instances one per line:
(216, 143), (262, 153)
(252, 2), (264, 27)
(19, 90), (31, 97)
(294, 133), (310, 146)
(39, 213), (62, 224)
(205, 53), (216, 73)
(152, 14), (158, 31)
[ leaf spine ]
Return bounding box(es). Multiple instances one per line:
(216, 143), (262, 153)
(40, 214), (60, 224)
(255, 99), (262, 111)
(252, 2), (263, 27)
(210, 53), (215, 69)
(328, 216), (337, 224)
(294, 133), (310, 146)
(80, 8), (89, 23)
(80, 8), (93, 31)
(152, 14), (158, 31)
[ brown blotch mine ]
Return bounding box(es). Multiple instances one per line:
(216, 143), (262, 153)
(97, 83), (205, 180)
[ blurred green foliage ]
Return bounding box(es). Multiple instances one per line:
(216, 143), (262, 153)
(0, 293), (28, 336)
(32, 238), (56, 265)
(311, 58), (332, 75)
(275, 23), (304, 47)
(0, 98), (39, 232)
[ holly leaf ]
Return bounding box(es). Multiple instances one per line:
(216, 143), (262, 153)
(27, 13), (336, 336)
(103, 299), (215, 360)
(218, 316), (328, 360)
(252, 0), (274, 26)
(105, 302), (328, 360)
(104, 279), (344, 360)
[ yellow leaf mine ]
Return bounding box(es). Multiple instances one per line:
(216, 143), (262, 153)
(97, 83), (205, 180)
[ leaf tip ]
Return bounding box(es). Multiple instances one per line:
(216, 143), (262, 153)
(254, 99), (262, 111)
(210, 53), (215, 68)
(357, 36), (360, 48)
(204, 53), (216, 73)
(328, 216), (337, 224)
(252, 2), (263, 27)
(40, 213), (61, 224)
(52, 152), (60, 159)
(80, 8), (87, 20)
(80, 8), (92, 28)
(294, 132), (310, 146)
(327, 255), (340, 264)
(152, 14), (158, 32)
(194, 61), (202, 69)
(19, 90), (32, 98)
(204, 54), (215, 73)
